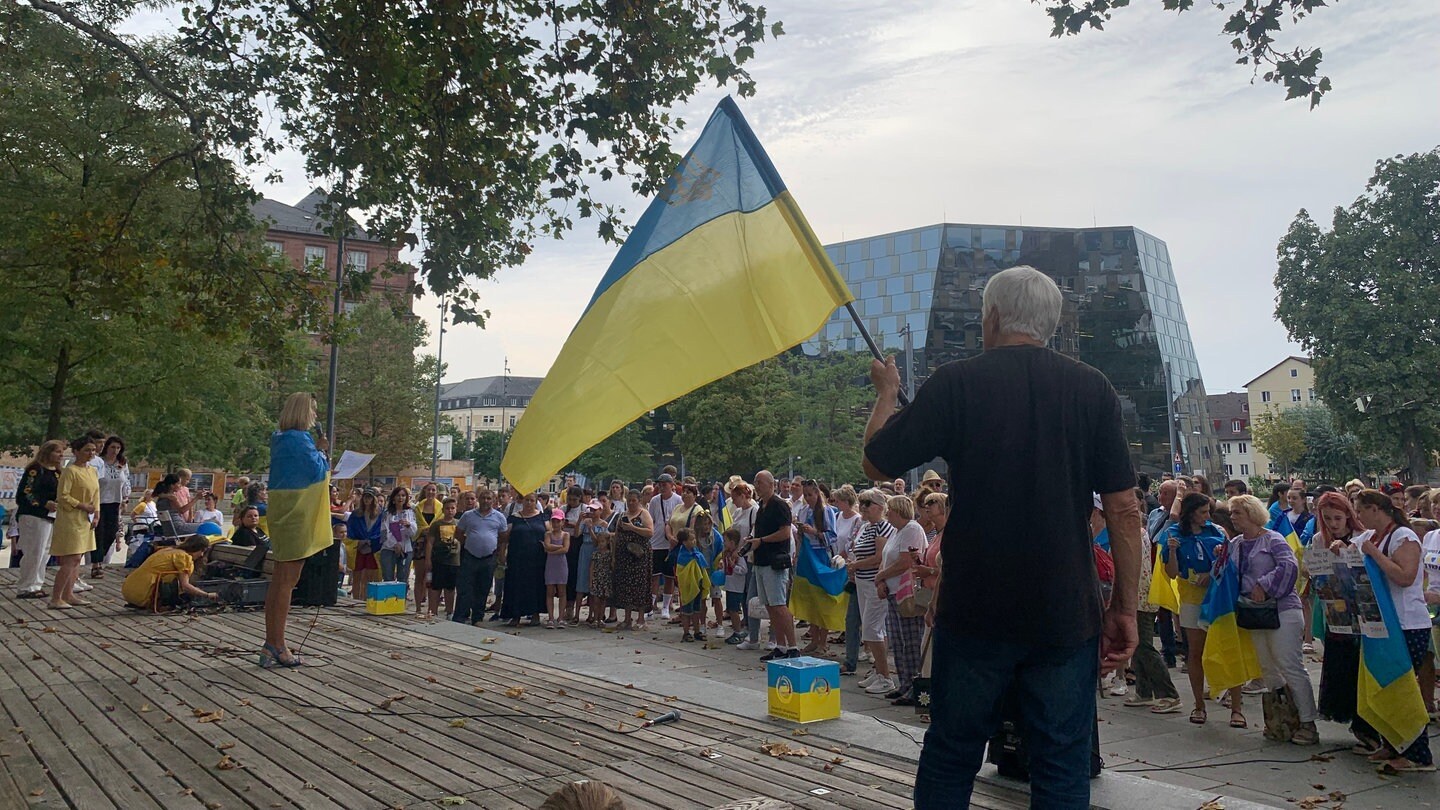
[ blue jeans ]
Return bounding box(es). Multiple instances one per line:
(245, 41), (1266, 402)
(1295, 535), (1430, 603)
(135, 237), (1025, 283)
(379, 548), (412, 587)
(453, 551), (495, 625)
(914, 626), (1099, 810)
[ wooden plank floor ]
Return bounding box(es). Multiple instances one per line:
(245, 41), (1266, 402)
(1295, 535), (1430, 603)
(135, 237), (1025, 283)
(0, 569), (1028, 809)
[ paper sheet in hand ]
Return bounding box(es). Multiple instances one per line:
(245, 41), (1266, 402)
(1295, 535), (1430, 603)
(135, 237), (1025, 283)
(331, 451), (375, 480)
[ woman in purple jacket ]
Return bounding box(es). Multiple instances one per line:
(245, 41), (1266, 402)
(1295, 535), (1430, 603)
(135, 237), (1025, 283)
(1225, 495), (1319, 745)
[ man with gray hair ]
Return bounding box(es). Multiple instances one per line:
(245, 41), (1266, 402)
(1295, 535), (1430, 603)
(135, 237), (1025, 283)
(862, 266), (1142, 809)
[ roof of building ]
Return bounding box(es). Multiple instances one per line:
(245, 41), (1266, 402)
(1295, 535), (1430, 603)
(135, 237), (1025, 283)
(439, 375), (545, 405)
(1243, 356), (1311, 388)
(1205, 392), (1251, 437)
(252, 188), (379, 241)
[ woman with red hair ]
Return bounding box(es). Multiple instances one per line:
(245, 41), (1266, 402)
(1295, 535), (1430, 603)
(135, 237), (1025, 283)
(1312, 491), (1379, 752)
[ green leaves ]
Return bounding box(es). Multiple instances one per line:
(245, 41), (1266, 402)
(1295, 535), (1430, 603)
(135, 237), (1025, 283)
(1274, 148), (1440, 480)
(1037, 0), (1334, 107)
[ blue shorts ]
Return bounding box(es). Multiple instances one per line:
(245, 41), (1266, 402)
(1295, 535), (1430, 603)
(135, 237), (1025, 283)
(725, 591), (745, 613)
(679, 595), (704, 615)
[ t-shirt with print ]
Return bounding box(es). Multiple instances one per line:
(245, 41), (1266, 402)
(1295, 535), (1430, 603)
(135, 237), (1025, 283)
(428, 519), (462, 567)
(864, 344), (1135, 646)
(1423, 529), (1440, 598)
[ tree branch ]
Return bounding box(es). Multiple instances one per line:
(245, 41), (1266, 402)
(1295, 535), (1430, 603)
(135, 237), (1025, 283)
(23, 0), (206, 137)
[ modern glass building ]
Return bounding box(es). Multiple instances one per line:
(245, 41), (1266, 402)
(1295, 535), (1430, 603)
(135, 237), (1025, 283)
(807, 223), (1219, 479)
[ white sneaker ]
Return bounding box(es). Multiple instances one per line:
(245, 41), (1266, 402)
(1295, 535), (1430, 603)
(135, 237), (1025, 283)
(859, 649), (873, 663)
(1108, 681), (1129, 697)
(865, 676), (897, 695)
(765, 641), (779, 651)
(857, 669), (879, 688)
(1241, 680), (1267, 695)
(74, 580), (93, 592)
(736, 640), (761, 651)
(660, 609), (672, 620)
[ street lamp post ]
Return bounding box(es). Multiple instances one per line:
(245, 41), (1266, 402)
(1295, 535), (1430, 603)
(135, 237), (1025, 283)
(788, 455), (801, 480)
(430, 295), (446, 485)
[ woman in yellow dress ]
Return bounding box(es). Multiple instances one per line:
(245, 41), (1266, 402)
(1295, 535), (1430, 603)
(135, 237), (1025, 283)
(121, 537), (219, 610)
(49, 436), (100, 610)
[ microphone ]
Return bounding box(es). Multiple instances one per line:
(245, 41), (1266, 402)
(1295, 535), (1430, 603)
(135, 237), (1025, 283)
(642, 709), (682, 728)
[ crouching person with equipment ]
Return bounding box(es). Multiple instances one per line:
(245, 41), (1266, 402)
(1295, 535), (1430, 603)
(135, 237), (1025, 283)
(122, 536), (218, 611)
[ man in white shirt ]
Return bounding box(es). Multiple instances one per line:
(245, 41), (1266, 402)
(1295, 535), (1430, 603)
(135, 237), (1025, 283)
(647, 474), (682, 619)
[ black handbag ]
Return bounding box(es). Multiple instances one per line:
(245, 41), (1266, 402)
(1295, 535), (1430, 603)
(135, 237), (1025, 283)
(1235, 596), (1280, 630)
(1233, 542), (1280, 629)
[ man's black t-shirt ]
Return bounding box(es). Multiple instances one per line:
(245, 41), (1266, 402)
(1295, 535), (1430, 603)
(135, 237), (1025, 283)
(865, 345), (1135, 646)
(750, 495), (792, 567)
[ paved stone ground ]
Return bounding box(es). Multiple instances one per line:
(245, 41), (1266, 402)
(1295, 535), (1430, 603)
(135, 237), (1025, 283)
(449, 613), (1438, 810)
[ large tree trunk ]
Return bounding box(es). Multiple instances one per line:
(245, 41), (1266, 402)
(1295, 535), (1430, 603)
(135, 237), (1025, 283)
(45, 342), (70, 440)
(1402, 423), (1428, 485)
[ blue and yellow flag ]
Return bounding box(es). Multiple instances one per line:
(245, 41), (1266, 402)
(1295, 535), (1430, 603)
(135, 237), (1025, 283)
(1271, 512), (1306, 591)
(1199, 555), (1263, 692)
(266, 429), (332, 563)
(1357, 556), (1429, 752)
(675, 544), (712, 606)
(714, 488), (731, 531)
(791, 538), (851, 629)
(501, 98), (854, 493)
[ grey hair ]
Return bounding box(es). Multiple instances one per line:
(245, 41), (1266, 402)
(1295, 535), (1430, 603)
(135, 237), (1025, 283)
(981, 266), (1062, 343)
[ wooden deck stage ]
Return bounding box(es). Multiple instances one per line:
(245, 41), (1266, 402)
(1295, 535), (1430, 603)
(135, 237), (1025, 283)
(0, 570), (1028, 810)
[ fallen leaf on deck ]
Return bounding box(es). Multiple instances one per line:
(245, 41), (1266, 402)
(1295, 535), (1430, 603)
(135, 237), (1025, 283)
(556, 688), (567, 696)
(42, 627), (56, 634)
(790, 729), (808, 737)
(1327, 793), (1345, 803)
(194, 710), (225, 724)
(180, 788), (194, 796)
(1309, 753), (1334, 763)
(98, 643), (112, 649)
(481, 637), (497, 644)
(437, 798), (467, 806)
(616, 722), (627, 731)
(216, 755), (241, 770)
(583, 702), (595, 711)
(1197, 800), (1225, 810)
(479, 652), (492, 662)
(29, 789), (44, 797)
(236, 700), (251, 707)
(303, 782), (316, 790)
(362, 736), (375, 742)
(664, 695), (677, 703)
(426, 676), (438, 683)
(390, 652), (405, 659)
(139, 704), (153, 713)
(760, 742), (809, 758)
(205, 802), (222, 810)
(30, 654), (41, 661)
(473, 688), (486, 694)
(635, 710), (647, 719)
(448, 719), (466, 728)
(504, 686), (525, 699)
(216, 742), (235, 751)
(624, 683), (635, 689)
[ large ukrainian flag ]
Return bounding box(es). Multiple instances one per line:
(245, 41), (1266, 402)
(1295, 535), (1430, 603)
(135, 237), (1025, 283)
(1199, 554), (1262, 692)
(266, 429), (332, 562)
(501, 98), (853, 493)
(791, 538), (850, 629)
(1357, 556), (1429, 752)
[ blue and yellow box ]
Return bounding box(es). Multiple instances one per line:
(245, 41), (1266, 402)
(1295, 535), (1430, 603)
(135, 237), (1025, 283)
(767, 656), (840, 723)
(365, 581), (408, 615)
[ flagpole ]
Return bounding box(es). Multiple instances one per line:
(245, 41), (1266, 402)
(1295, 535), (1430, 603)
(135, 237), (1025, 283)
(844, 303), (910, 407)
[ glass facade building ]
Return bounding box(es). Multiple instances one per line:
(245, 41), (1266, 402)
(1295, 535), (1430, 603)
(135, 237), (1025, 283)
(807, 223), (1218, 479)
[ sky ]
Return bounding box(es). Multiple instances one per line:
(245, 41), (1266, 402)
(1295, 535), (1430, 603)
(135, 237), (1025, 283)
(230, 0), (1440, 395)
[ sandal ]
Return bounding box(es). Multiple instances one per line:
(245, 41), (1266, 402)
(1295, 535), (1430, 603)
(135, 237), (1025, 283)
(259, 643), (302, 669)
(1377, 759), (1436, 774)
(90, 565), (104, 579)
(1229, 711), (1247, 729)
(1189, 708), (1207, 725)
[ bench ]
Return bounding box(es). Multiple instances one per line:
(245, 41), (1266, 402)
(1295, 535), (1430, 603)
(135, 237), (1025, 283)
(208, 542), (276, 577)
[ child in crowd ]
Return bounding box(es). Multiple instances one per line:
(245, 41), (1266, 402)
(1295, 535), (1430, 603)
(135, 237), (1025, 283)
(674, 528), (711, 642)
(589, 526), (614, 626)
(194, 493), (224, 528)
(427, 497), (461, 618)
(694, 510), (725, 629)
(721, 528), (748, 644)
(543, 508), (571, 629)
